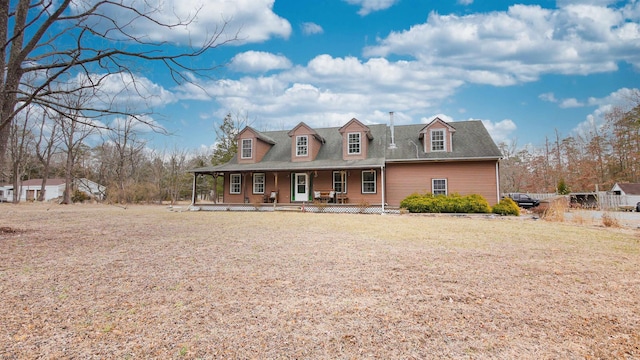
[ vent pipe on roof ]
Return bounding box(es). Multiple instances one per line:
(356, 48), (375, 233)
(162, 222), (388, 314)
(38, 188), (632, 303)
(389, 111), (397, 149)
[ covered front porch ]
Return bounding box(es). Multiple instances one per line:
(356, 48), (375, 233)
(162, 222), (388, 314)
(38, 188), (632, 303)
(188, 167), (390, 214)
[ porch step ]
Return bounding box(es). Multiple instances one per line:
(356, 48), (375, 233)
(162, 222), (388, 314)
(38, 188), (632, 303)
(274, 205), (303, 212)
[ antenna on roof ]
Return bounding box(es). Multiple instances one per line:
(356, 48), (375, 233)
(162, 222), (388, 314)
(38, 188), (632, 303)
(389, 111), (397, 149)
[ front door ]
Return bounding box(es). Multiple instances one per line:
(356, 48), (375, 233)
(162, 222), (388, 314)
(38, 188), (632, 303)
(293, 173), (308, 202)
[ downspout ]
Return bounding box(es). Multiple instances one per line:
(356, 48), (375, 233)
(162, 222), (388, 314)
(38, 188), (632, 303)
(495, 161), (500, 204)
(381, 165), (385, 214)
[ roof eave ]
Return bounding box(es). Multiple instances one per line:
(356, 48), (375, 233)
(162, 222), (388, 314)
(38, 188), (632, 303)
(385, 156), (502, 163)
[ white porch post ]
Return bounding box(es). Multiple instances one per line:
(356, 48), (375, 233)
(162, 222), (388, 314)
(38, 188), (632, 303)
(381, 165), (385, 214)
(191, 173), (197, 206)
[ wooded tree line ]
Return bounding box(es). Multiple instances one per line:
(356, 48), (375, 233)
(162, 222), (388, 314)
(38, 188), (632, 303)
(1, 111), (243, 204)
(500, 91), (640, 194)
(0, 0), (236, 203)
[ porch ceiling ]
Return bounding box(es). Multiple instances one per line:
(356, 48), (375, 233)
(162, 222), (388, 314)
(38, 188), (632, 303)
(190, 157), (386, 174)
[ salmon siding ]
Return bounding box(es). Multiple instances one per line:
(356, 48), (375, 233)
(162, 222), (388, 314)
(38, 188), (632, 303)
(190, 117), (503, 207)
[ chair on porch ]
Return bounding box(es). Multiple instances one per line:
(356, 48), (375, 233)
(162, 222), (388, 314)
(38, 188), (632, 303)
(266, 190), (278, 203)
(314, 190), (335, 203)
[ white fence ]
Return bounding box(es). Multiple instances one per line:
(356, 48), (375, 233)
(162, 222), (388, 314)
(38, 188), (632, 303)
(597, 193), (640, 210)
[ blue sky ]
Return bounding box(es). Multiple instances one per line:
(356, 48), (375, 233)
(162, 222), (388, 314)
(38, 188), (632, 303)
(80, 0), (640, 150)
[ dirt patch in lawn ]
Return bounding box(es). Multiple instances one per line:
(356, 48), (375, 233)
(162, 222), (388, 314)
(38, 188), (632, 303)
(1, 203), (639, 359)
(0, 226), (21, 234)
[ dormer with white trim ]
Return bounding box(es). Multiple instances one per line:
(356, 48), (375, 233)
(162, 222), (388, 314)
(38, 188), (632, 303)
(236, 126), (276, 164)
(419, 117), (456, 153)
(287, 122), (325, 162)
(338, 118), (373, 160)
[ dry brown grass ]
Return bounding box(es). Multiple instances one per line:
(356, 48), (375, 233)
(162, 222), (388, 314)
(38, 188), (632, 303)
(1, 203), (639, 359)
(537, 196), (568, 222)
(602, 211), (622, 228)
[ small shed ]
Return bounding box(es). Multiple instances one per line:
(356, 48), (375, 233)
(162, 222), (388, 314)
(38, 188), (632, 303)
(0, 178), (106, 202)
(610, 183), (640, 208)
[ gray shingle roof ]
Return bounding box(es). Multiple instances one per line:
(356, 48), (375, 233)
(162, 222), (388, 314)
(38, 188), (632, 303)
(190, 120), (501, 173)
(616, 183), (640, 195)
(387, 121), (502, 161)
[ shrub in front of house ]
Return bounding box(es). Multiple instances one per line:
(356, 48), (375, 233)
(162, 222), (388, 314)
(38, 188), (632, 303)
(491, 197), (520, 216)
(400, 193), (491, 213)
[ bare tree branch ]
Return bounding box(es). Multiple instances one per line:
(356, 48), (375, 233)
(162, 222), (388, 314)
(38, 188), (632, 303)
(0, 0), (239, 167)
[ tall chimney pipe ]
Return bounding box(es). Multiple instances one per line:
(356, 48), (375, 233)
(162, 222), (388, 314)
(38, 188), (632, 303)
(389, 111), (397, 149)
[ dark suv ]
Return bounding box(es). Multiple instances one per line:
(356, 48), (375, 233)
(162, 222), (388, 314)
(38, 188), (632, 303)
(506, 193), (540, 209)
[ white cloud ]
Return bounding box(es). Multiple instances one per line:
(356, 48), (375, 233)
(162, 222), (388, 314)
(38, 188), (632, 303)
(230, 51), (292, 73)
(66, 72), (175, 113)
(458, 0), (474, 5)
(109, 115), (163, 134)
(421, 114), (454, 123)
(76, 0), (291, 45)
(482, 119), (517, 144)
(539, 92), (558, 102)
(180, 53), (471, 129)
(301, 22), (324, 35)
(363, 3), (640, 84)
(344, 0), (400, 16)
(167, 3), (637, 143)
(559, 98), (584, 108)
(573, 87), (640, 137)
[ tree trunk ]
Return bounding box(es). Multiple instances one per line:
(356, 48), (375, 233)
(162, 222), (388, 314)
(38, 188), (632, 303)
(38, 176), (48, 202)
(62, 149), (73, 204)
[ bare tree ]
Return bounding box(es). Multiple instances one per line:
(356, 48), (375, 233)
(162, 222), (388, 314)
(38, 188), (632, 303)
(106, 116), (146, 203)
(57, 88), (97, 204)
(8, 106), (36, 203)
(165, 146), (189, 205)
(0, 0), (237, 168)
(34, 109), (62, 201)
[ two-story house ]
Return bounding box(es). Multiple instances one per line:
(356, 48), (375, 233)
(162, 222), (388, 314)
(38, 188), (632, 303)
(189, 117), (503, 212)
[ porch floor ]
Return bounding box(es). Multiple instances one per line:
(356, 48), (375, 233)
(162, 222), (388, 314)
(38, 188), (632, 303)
(188, 202), (398, 214)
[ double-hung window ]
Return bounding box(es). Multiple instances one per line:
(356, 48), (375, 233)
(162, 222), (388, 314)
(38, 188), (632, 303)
(296, 135), (308, 157)
(253, 173), (265, 194)
(230, 174), (241, 194)
(241, 139), (252, 159)
(431, 130), (445, 151)
(332, 171), (347, 193)
(348, 133), (361, 154)
(361, 170), (376, 194)
(432, 178), (447, 196)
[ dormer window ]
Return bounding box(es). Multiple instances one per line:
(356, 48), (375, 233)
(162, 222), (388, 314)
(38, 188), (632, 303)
(296, 135), (308, 156)
(241, 138), (252, 159)
(348, 133), (361, 154)
(431, 129), (445, 151)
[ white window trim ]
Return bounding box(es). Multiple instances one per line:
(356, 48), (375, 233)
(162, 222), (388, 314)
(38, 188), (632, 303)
(296, 135), (308, 157)
(332, 171), (347, 194)
(347, 132), (361, 155)
(252, 173), (265, 194)
(241, 138), (253, 159)
(430, 129), (446, 152)
(230, 174), (241, 194)
(361, 170), (376, 194)
(432, 178), (447, 196)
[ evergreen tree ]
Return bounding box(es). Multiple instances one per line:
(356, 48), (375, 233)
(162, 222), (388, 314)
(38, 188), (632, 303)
(211, 113), (239, 166)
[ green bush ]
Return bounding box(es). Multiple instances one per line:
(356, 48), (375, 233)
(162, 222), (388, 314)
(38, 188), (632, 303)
(492, 197), (520, 216)
(400, 192), (491, 213)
